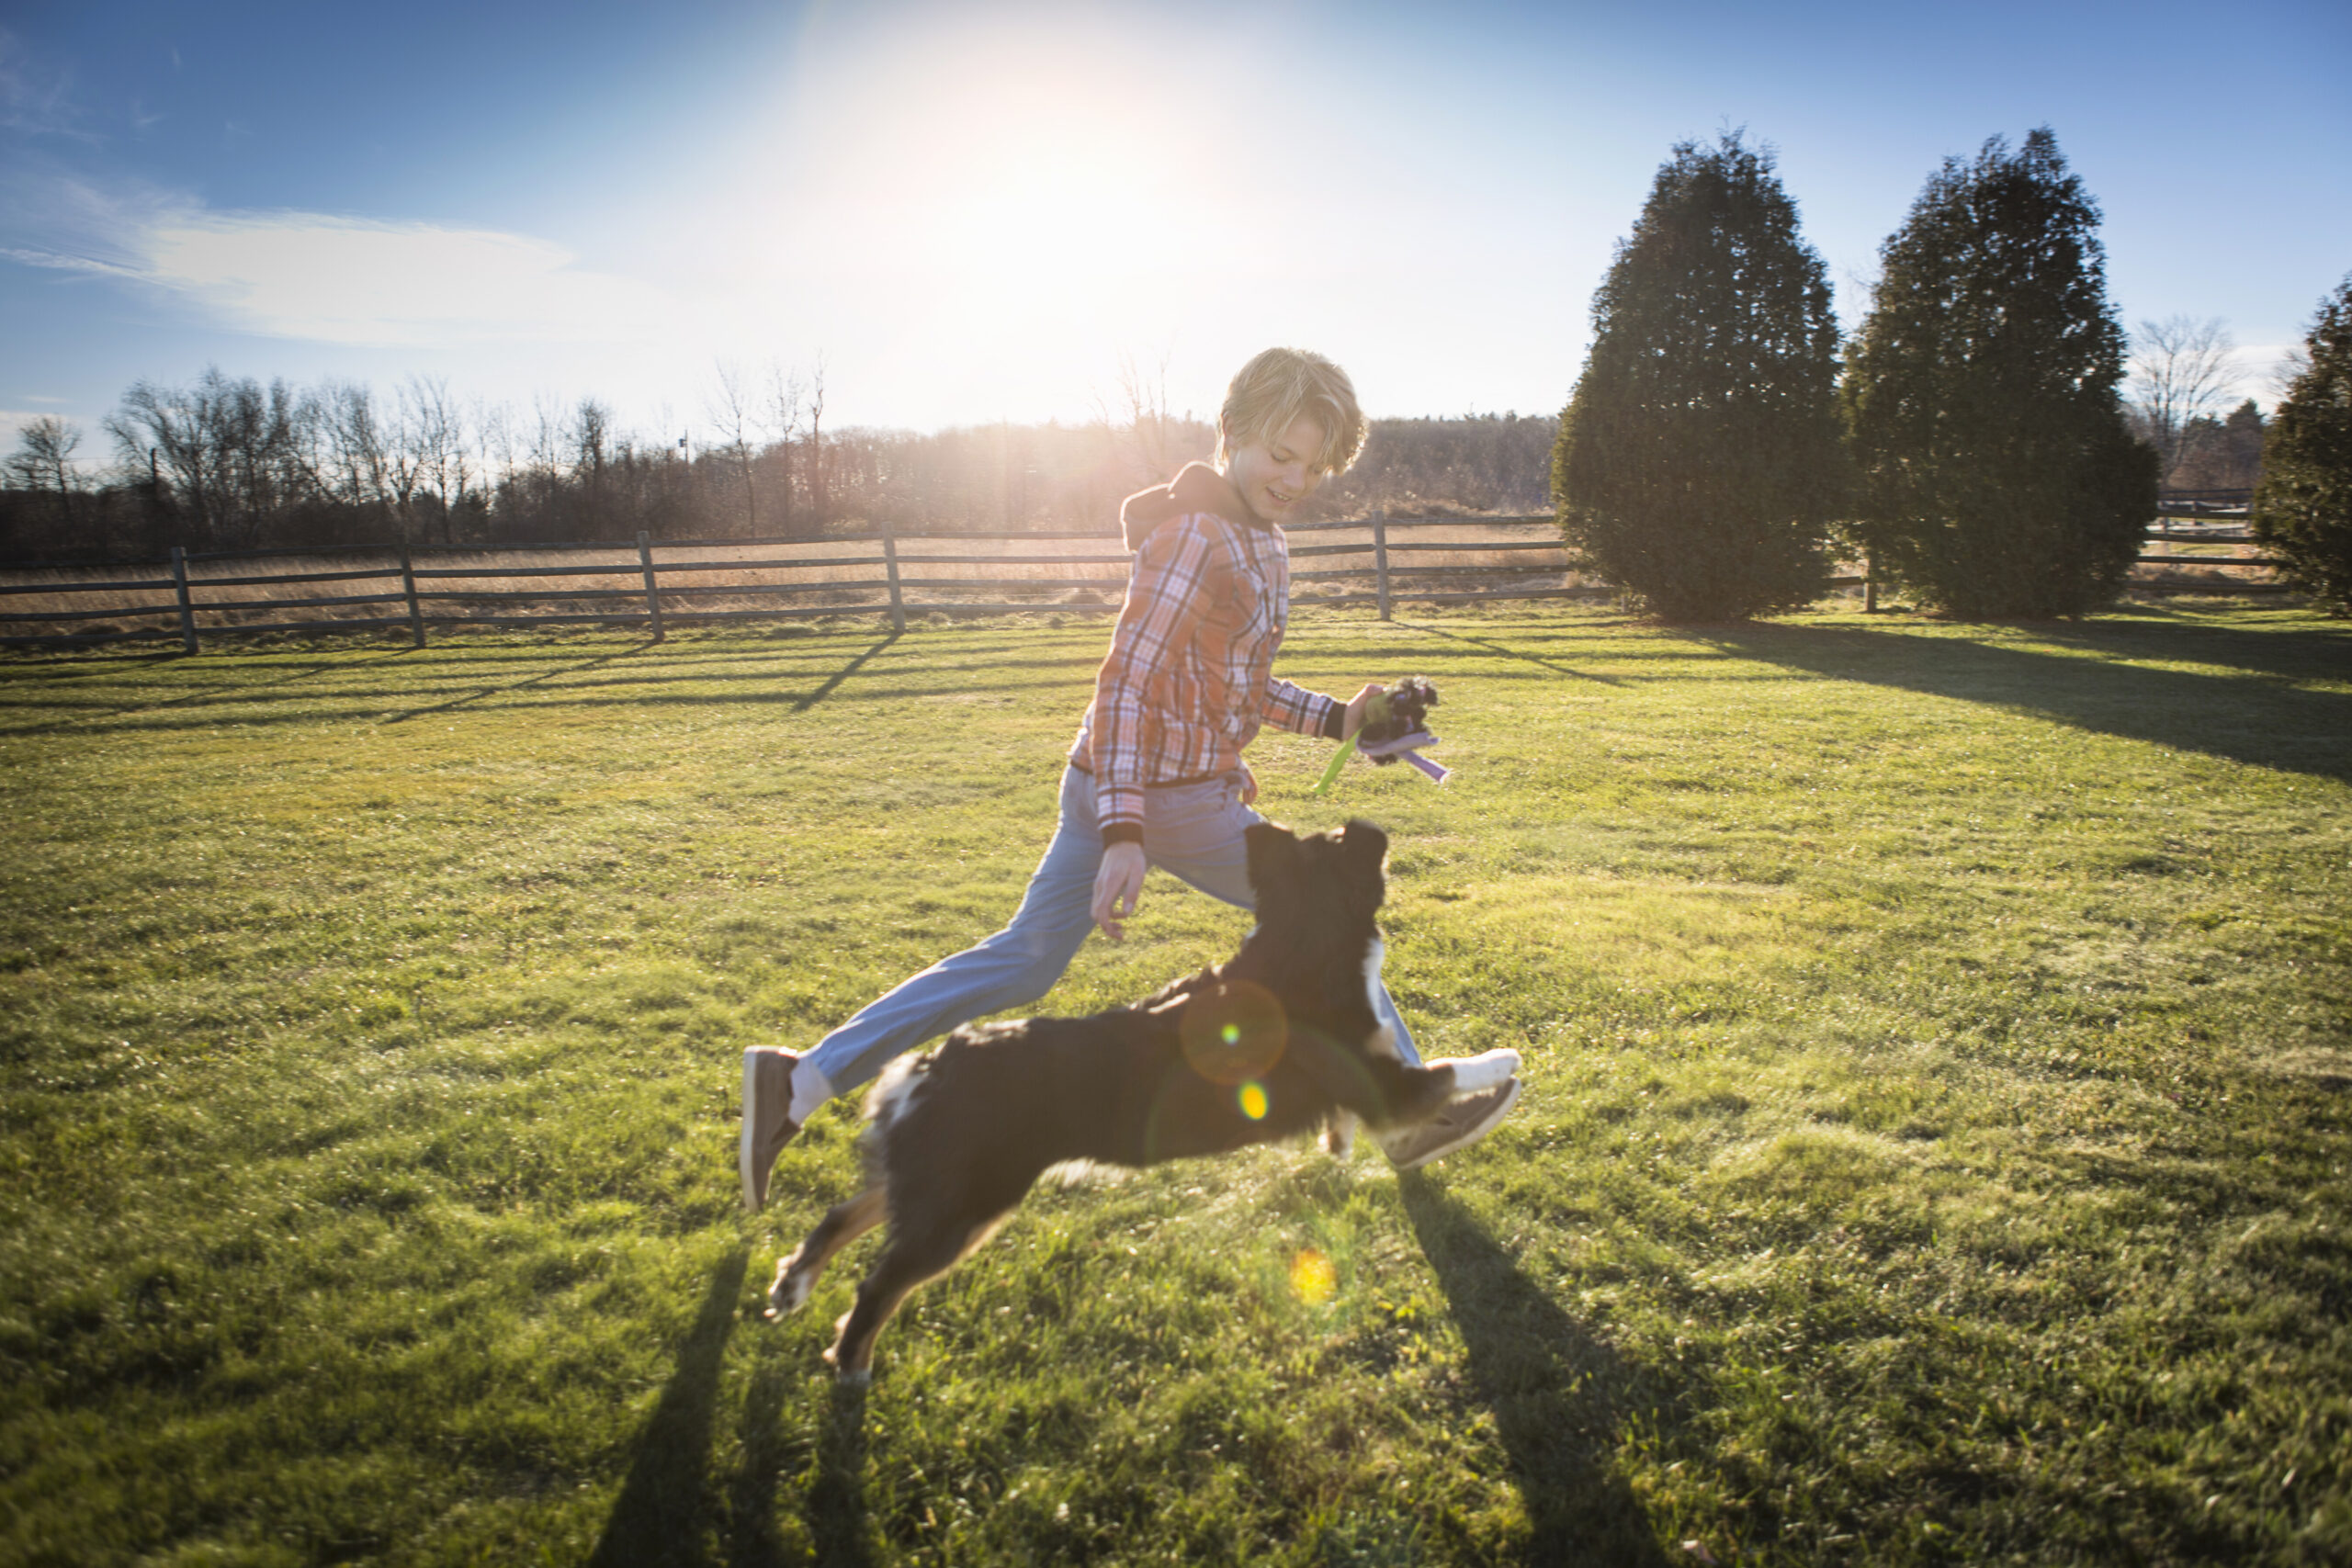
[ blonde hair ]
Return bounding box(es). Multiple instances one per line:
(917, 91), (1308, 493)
(1216, 347), (1368, 476)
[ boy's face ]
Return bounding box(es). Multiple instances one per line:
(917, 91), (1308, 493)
(1224, 413), (1330, 527)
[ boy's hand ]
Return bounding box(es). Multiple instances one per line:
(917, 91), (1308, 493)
(1092, 841), (1148, 941)
(1342, 683), (1386, 741)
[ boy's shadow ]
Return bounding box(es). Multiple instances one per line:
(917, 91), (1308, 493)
(1401, 1175), (1675, 1566)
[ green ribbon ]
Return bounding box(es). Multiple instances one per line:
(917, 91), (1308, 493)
(1313, 691), (1392, 796)
(1311, 732), (1360, 796)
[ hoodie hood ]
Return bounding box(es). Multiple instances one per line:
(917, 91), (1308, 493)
(1119, 461), (1262, 550)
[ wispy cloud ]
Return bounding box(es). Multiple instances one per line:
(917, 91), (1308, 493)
(136, 209), (679, 345)
(6, 175), (683, 346)
(0, 27), (93, 141)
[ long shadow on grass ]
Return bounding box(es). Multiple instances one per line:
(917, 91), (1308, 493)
(383, 641), (659, 724)
(1394, 619), (1628, 686)
(589, 1247), (749, 1568)
(1401, 1175), (1675, 1566)
(804, 1382), (876, 1567)
(0, 652), (403, 735)
(1695, 619), (2352, 786)
(791, 632), (899, 713)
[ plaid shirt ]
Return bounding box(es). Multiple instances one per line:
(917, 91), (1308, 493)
(1070, 505), (1340, 844)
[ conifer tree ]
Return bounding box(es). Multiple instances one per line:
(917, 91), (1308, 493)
(2253, 274), (2352, 613)
(1551, 132), (1843, 621)
(1841, 129), (2155, 617)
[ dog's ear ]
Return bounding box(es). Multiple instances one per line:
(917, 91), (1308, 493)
(1339, 819), (1388, 870)
(1244, 820), (1296, 894)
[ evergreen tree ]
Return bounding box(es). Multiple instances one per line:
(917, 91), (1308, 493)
(2253, 274), (2352, 613)
(1841, 129), (2156, 617)
(1551, 131), (1843, 621)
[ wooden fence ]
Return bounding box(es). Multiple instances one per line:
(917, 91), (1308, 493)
(0, 494), (2299, 651)
(0, 514), (1599, 651)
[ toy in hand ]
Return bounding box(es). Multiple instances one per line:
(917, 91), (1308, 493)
(1313, 676), (1449, 795)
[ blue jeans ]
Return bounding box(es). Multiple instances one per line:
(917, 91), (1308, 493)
(803, 764), (1422, 1096)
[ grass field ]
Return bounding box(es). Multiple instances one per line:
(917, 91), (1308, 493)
(2, 602), (2346, 1566)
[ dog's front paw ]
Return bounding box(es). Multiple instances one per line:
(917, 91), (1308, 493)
(1320, 1111), (1359, 1158)
(765, 1252), (816, 1319)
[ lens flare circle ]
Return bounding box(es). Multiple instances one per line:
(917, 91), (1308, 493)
(1290, 1247), (1337, 1306)
(1179, 979), (1287, 1086)
(1238, 1080), (1269, 1121)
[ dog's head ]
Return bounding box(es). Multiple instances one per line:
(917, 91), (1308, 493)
(1240, 818), (1389, 1031)
(1245, 818), (1387, 920)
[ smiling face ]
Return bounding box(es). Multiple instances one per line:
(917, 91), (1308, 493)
(1220, 412), (1330, 527)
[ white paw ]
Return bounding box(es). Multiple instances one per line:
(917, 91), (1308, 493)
(1321, 1111), (1359, 1158)
(766, 1255), (814, 1318)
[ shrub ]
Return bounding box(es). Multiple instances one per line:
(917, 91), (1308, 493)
(1551, 131), (1843, 621)
(2253, 274), (2352, 613)
(1841, 129), (2156, 617)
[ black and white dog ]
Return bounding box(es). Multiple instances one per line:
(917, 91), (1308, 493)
(765, 818), (1519, 1382)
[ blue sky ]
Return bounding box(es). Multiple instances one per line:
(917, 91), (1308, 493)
(5, 0), (2347, 467)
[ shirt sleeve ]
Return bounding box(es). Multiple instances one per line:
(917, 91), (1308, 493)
(1091, 519), (1216, 844)
(1264, 676), (1345, 739)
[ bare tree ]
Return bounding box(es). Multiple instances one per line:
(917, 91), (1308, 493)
(571, 398), (612, 535)
(401, 375), (469, 544)
(805, 356), (828, 528)
(1115, 346), (1181, 484)
(764, 362), (804, 535)
(106, 368), (322, 548)
(320, 381), (391, 517)
(2131, 315), (2239, 484)
(6, 415), (83, 513)
(707, 360), (761, 535)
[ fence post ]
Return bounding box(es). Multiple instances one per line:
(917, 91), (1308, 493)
(399, 546), (426, 648)
(1863, 553), (1878, 615)
(1373, 509), (1391, 622)
(636, 530), (665, 642)
(881, 517), (906, 634)
(169, 546), (198, 654)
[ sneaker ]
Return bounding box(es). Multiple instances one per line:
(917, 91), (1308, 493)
(1380, 1077), (1521, 1172)
(741, 1047), (802, 1213)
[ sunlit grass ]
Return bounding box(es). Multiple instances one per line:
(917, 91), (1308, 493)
(2, 602), (2346, 1564)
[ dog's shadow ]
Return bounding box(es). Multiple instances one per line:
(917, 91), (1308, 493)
(586, 1247), (876, 1567)
(729, 1357), (874, 1567)
(588, 1248), (749, 1568)
(1401, 1175), (1677, 1566)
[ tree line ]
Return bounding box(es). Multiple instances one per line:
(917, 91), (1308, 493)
(1553, 127), (2342, 618)
(0, 360), (1554, 563)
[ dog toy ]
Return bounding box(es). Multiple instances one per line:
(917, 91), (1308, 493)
(1313, 676), (1447, 795)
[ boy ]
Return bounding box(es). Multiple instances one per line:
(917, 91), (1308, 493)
(741, 347), (1521, 1212)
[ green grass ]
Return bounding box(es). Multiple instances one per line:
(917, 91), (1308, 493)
(3, 601), (2347, 1566)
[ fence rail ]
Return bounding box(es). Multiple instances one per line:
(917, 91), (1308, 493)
(0, 502), (2301, 650)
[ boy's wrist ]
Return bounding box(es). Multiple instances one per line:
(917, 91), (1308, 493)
(1102, 821), (1144, 848)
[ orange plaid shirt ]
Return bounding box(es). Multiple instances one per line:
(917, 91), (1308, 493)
(1069, 464), (1342, 844)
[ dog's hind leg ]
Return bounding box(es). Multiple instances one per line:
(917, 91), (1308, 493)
(825, 1200), (1021, 1383)
(766, 1184), (888, 1320)
(823, 1170), (1025, 1382)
